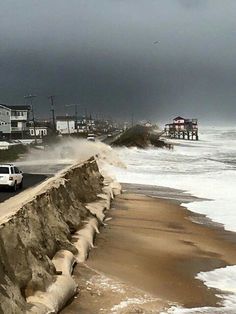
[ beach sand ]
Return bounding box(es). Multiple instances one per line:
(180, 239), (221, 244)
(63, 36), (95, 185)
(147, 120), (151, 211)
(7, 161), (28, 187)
(61, 184), (236, 313)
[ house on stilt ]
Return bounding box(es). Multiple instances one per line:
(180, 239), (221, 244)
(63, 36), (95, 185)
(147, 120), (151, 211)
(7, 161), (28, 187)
(164, 116), (198, 140)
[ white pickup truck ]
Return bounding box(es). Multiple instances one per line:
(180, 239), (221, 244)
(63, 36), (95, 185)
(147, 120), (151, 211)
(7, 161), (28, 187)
(0, 164), (23, 191)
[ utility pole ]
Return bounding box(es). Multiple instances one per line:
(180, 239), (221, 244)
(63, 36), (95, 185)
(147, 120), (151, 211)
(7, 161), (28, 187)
(65, 104), (80, 133)
(48, 95), (56, 132)
(66, 114), (70, 135)
(24, 94), (37, 143)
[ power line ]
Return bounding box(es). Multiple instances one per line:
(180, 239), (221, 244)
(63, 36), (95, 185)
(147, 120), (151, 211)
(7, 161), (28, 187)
(24, 94), (37, 143)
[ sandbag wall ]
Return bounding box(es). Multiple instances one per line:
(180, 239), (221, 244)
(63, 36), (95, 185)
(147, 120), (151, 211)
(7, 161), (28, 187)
(0, 157), (105, 313)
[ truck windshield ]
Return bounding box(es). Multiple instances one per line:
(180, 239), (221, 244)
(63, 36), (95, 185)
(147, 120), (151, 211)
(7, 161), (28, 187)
(0, 167), (9, 174)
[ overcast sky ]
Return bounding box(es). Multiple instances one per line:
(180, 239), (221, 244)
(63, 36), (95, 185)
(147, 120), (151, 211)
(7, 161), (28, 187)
(0, 0), (236, 125)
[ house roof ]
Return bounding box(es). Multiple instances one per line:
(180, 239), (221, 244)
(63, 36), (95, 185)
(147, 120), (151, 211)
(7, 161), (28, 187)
(0, 104), (11, 110)
(173, 116), (185, 121)
(4, 105), (31, 110)
(56, 115), (76, 121)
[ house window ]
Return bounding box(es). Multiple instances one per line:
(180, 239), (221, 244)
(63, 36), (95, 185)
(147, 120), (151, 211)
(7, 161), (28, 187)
(11, 121), (17, 127)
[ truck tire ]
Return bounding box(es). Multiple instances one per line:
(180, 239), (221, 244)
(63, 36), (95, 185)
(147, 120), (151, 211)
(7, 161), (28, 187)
(12, 181), (17, 192)
(19, 179), (23, 189)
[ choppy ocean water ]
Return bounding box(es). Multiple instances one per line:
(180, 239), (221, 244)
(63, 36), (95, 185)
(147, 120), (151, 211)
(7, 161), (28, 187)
(108, 127), (236, 314)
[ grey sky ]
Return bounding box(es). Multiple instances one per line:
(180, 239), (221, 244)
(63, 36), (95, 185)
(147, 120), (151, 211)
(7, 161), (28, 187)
(0, 0), (236, 124)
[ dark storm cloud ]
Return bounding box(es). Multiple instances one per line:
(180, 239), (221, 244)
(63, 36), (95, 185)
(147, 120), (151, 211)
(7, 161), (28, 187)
(0, 0), (236, 124)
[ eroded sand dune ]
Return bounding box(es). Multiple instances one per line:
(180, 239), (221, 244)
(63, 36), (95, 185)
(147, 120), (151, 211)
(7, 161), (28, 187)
(0, 157), (121, 313)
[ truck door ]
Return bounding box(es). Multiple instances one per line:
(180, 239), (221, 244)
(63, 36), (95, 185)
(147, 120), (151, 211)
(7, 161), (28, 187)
(14, 167), (20, 184)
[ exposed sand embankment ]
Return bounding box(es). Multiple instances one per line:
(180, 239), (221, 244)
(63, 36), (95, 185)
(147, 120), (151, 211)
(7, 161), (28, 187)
(0, 157), (121, 313)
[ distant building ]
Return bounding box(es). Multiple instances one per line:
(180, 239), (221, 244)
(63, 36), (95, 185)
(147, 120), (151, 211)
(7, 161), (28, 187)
(0, 104), (11, 138)
(144, 121), (152, 128)
(28, 121), (50, 138)
(0, 104), (31, 139)
(4, 105), (31, 138)
(77, 116), (96, 133)
(56, 116), (76, 134)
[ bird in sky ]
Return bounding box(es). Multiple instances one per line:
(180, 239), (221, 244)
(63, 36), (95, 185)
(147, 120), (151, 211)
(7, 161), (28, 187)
(153, 41), (160, 44)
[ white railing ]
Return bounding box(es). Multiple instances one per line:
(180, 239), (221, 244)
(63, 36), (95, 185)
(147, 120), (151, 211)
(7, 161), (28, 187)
(11, 116), (28, 121)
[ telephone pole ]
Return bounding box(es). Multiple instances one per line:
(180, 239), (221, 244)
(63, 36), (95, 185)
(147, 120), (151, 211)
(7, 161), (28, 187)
(65, 104), (80, 133)
(48, 95), (56, 131)
(24, 94), (37, 143)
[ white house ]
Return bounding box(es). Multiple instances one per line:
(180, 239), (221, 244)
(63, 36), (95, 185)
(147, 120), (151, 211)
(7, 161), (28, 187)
(4, 105), (31, 137)
(56, 116), (76, 134)
(0, 104), (11, 136)
(173, 116), (186, 131)
(165, 116), (198, 136)
(173, 116), (186, 124)
(29, 126), (48, 138)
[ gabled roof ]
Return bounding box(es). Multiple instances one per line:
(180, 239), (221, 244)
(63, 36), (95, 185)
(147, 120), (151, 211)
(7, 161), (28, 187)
(0, 104), (11, 110)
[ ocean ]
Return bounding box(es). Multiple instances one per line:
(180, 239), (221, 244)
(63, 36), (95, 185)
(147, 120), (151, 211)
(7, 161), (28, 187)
(108, 127), (236, 313)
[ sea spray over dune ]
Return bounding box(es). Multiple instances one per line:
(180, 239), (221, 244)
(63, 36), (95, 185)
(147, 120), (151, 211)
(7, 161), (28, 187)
(16, 138), (126, 173)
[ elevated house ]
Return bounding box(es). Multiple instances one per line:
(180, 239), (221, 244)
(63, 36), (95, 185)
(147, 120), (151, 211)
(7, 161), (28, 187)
(0, 104), (11, 139)
(0, 104), (31, 139)
(165, 116), (198, 140)
(5, 105), (31, 139)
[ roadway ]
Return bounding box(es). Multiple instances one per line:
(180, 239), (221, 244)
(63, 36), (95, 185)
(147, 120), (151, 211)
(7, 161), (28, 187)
(0, 132), (121, 204)
(0, 173), (48, 203)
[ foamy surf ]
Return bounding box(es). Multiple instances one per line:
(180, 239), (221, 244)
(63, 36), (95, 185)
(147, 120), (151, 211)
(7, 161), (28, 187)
(165, 266), (236, 313)
(107, 126), (236, 313)
(80, 265), (164, 313)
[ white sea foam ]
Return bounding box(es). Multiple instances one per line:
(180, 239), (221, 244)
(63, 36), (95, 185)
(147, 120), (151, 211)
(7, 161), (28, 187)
(107, 126), (236, 313)
(109, 127), (236, 233)
(166, 266), (236, 313)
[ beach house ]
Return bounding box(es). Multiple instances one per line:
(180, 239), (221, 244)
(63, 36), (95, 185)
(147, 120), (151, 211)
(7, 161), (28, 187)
(165, 116), (198, 140)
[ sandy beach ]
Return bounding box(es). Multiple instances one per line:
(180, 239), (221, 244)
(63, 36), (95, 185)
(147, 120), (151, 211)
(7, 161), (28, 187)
(61, 184), (236, 313)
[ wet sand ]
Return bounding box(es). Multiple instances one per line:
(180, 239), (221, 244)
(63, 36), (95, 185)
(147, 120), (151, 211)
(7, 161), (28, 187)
(61, 184), (236, 313)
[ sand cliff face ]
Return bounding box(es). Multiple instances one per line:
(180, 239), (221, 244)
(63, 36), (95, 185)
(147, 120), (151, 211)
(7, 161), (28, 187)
(0, 157), (119, 313)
